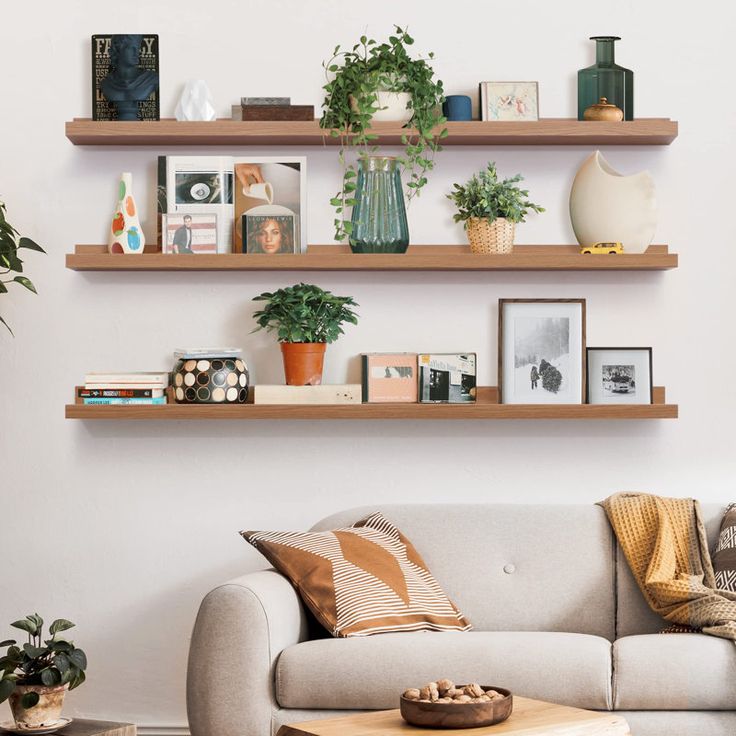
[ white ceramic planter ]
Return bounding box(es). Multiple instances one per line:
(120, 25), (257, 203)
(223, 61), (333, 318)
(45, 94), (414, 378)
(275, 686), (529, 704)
(569, 151), (657, 255)
(371, 91), (412, 123)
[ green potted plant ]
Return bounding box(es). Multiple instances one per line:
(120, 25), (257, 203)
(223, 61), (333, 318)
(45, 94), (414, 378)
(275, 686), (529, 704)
(252, 283), (359, 386)
(320, 26), (447, 250)
(447, 162), (545, 254)
(0, 200), (45, 333)
(0, 614), (87, 729)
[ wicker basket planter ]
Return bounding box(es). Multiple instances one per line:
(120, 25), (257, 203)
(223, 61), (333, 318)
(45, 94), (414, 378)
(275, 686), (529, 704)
(466, 217), (516, 254)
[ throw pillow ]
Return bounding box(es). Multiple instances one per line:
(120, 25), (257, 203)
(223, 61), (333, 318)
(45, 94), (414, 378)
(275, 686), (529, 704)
(714, 504), (736, 591)
(241, 512), (472, 637)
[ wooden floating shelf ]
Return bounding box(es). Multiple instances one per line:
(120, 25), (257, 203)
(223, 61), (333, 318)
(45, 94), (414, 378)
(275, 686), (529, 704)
(66, 244), (677, 272)
(66, 387), (677, 420)
(65, 118), (679, 146)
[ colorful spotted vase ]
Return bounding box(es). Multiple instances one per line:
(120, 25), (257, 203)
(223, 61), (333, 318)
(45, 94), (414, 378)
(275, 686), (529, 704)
(108, 172), (145, 254)
(173, 357), (249, 404)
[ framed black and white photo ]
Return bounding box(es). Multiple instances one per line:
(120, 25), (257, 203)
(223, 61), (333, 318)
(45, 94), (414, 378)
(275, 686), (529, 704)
(586, 348), (652, 404)
(499, 299), (586, 404)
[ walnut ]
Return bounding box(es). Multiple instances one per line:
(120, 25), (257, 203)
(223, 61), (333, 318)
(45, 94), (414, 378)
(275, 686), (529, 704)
(464, 683), (484, 698)
(419, 686), (431, 700)
(403, 688), (421, 701)
(436, 678), (454, 695)
(485, 689), (501, 699)
(456, 694), (472, 702)
(438, 697), (453, 703)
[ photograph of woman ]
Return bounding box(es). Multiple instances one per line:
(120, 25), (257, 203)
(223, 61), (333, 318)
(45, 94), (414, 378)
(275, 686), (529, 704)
(244, 215), (295, 254)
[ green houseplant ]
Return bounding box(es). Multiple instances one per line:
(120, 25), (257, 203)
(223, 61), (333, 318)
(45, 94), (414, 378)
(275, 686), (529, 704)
(0, 200), (45, 334)
(0, 614), (87, 729)
(252, 283), (359, 386)
(320, 26), (447, 246)
(447, 162), (544, 254)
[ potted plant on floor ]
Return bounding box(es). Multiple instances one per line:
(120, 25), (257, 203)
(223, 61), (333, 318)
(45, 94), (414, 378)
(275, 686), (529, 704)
(447, 162), (545, 254)
(252, 283), (359, 386)
(0, 200), (45, 333)
(320, 26), (446, 250)
(0, 614), (87, 730)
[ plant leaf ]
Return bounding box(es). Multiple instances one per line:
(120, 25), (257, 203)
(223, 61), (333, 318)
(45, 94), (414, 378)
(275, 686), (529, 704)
(13, 276), (36, 294)
(11, 620), (36, 636)
(18, 237), (45, 253)
(68, 649), (87, 670)
(0, 640), (16, 647)
(49, 620), (74, 636)
(21, 691), (40, 709)
(0, 678), (14, 704)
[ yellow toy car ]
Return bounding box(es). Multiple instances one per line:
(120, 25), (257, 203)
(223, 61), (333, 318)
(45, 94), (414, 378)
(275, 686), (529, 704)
(580, 242), (624, 254)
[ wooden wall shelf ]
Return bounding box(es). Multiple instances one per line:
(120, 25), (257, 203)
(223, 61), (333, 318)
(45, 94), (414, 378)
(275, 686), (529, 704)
(65, 118), (679, 146)
(66, 387), (677, 420)
(66, 244), (677, 272)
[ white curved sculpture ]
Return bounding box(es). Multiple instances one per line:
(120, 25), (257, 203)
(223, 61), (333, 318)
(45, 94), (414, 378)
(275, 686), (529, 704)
(569, 151), (657, 255)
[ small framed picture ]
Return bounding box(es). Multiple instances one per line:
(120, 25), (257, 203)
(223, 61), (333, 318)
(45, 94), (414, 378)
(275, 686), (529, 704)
(586, 348), (653, 404)
(243, 213), (297, 254)
(162, 213), (218, 254)
(499, 299), (586, 404)
(480, 81), (539, 121)
(418, 353), (477, 404)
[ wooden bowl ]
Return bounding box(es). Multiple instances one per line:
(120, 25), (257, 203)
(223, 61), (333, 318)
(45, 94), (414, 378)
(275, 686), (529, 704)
(400, 687), (513, 729)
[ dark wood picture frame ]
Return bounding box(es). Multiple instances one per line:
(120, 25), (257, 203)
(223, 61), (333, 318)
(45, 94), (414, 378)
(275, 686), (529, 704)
(586, 347), (653, 404)
(498, 298), (587, 404)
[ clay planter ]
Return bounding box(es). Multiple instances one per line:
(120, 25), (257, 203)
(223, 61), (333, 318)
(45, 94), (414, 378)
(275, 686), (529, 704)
(9, 684), (68, 728)
(280, 343), (326, 386)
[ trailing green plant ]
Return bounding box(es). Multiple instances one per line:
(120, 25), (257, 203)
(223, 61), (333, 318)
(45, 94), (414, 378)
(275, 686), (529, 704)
(0, 614), (87, 707)
(0, 200), (45, 334)
(447, 162), (545, 227)
(320, 26), (447, 240)
(252, 283), (359, 343)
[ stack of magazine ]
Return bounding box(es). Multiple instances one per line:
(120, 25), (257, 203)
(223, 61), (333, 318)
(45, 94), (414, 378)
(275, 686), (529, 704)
(78, 372), (169, 405)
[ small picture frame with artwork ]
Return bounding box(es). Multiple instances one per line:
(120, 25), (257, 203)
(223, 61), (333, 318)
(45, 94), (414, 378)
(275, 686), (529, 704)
(162, 213), (218, 254)
(479, 81), (539, 121)
(499, 299), (586, 404)
(586, 348), (653, 405)
(243, 213), (297, 254)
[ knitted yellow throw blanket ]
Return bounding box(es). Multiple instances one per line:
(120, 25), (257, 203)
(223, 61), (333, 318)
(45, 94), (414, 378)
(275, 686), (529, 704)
(599, 492), (736, 642)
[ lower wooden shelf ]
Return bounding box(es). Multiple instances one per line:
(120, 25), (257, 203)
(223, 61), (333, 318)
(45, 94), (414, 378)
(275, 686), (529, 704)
(65, 386), (677, 420)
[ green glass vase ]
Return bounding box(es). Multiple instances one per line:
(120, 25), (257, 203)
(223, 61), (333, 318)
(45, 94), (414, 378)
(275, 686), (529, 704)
(577, 36), (633, 121)
(349, 156), (409, 254)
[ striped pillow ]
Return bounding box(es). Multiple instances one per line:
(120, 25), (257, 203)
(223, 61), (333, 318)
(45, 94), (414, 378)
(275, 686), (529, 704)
(714, 504), (736, 591)
(241, 512), (472, 637)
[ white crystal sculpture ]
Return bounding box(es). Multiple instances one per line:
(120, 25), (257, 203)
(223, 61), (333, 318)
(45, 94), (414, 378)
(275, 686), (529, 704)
(175, 80), (216, 122)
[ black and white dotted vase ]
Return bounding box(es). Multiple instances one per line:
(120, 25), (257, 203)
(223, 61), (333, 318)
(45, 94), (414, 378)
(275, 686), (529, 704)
(173, 357), (249, 404)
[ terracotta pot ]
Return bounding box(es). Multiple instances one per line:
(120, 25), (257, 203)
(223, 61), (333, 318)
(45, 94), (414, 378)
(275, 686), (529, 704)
(9, 684), (67, 728)
(280, 343), (326, 386)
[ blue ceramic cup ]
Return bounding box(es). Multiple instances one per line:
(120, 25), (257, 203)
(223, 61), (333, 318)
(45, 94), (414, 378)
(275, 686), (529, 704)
(442, 95), (473, 121)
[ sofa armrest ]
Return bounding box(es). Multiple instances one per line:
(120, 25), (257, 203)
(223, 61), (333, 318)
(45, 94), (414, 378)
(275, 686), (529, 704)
(187, 569), (309, 736)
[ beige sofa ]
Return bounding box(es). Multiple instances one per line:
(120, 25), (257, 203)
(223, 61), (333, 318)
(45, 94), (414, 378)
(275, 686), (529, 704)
(187, 504), (736, 736)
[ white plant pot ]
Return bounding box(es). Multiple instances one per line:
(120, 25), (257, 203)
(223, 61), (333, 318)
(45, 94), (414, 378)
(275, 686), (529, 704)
(569, 151), (657, 255)
(371, 91), (412, 123)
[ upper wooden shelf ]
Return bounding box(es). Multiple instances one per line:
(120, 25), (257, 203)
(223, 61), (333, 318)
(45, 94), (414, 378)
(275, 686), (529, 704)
(64, 118), (679, 146)
(67, 244), (677, 272)
(65, 386), (676, 420)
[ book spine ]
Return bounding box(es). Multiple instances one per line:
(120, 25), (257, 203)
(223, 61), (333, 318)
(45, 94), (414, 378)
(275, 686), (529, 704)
(241, 97), (291, 106)
(361, 355), (369, 403)
(83, 397), (167, 405)
(78, 388), (159, 398)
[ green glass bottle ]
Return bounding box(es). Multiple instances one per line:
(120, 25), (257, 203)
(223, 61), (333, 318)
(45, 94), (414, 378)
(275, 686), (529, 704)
(577, 36), (634, 121)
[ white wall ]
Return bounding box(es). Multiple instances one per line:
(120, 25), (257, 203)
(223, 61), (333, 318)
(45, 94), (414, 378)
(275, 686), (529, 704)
(1, 0), (734, 731)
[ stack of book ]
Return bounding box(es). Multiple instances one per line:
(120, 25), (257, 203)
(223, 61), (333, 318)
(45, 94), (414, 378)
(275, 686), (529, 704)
(231, 97), (314, 121)
(79, 372), (169, 405)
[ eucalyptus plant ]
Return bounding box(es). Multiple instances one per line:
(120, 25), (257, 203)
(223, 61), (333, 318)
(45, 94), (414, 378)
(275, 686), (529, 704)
(0, 200), (44, 334)
(0, 614), (87, 708)
(252, 283), (358, 343)
(320, 26), (447, 241)
(447, 162), (545, 227)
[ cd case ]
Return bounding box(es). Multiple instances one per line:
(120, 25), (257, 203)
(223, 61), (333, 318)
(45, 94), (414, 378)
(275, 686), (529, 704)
(418, 353), (477, 403)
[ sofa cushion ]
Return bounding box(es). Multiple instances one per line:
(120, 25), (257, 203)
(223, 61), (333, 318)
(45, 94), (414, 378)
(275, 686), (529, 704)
(276, 631), (612, 711)
(242, 512), (471, 637)
(312, 504), (616, 640)
(714, 504), (736, 591)
(614, 633), (736, 709)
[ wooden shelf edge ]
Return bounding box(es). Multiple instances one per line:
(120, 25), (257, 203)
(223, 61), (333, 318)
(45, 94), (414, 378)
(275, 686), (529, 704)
(64, 118), (678, 146)
(65, 386), (677, 420)
(66, 245), (678, 272)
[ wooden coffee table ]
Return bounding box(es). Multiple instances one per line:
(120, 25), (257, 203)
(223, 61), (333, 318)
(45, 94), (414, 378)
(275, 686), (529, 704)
(277, 697), (630, 736)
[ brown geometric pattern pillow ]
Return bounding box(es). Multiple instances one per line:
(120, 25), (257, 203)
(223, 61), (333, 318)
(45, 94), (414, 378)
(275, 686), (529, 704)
(714, 504), (736, 591)
(241, 512), (472, 637)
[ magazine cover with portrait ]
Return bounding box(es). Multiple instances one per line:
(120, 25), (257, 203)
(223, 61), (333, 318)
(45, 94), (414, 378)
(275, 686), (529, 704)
(233, 157), (306, 253)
